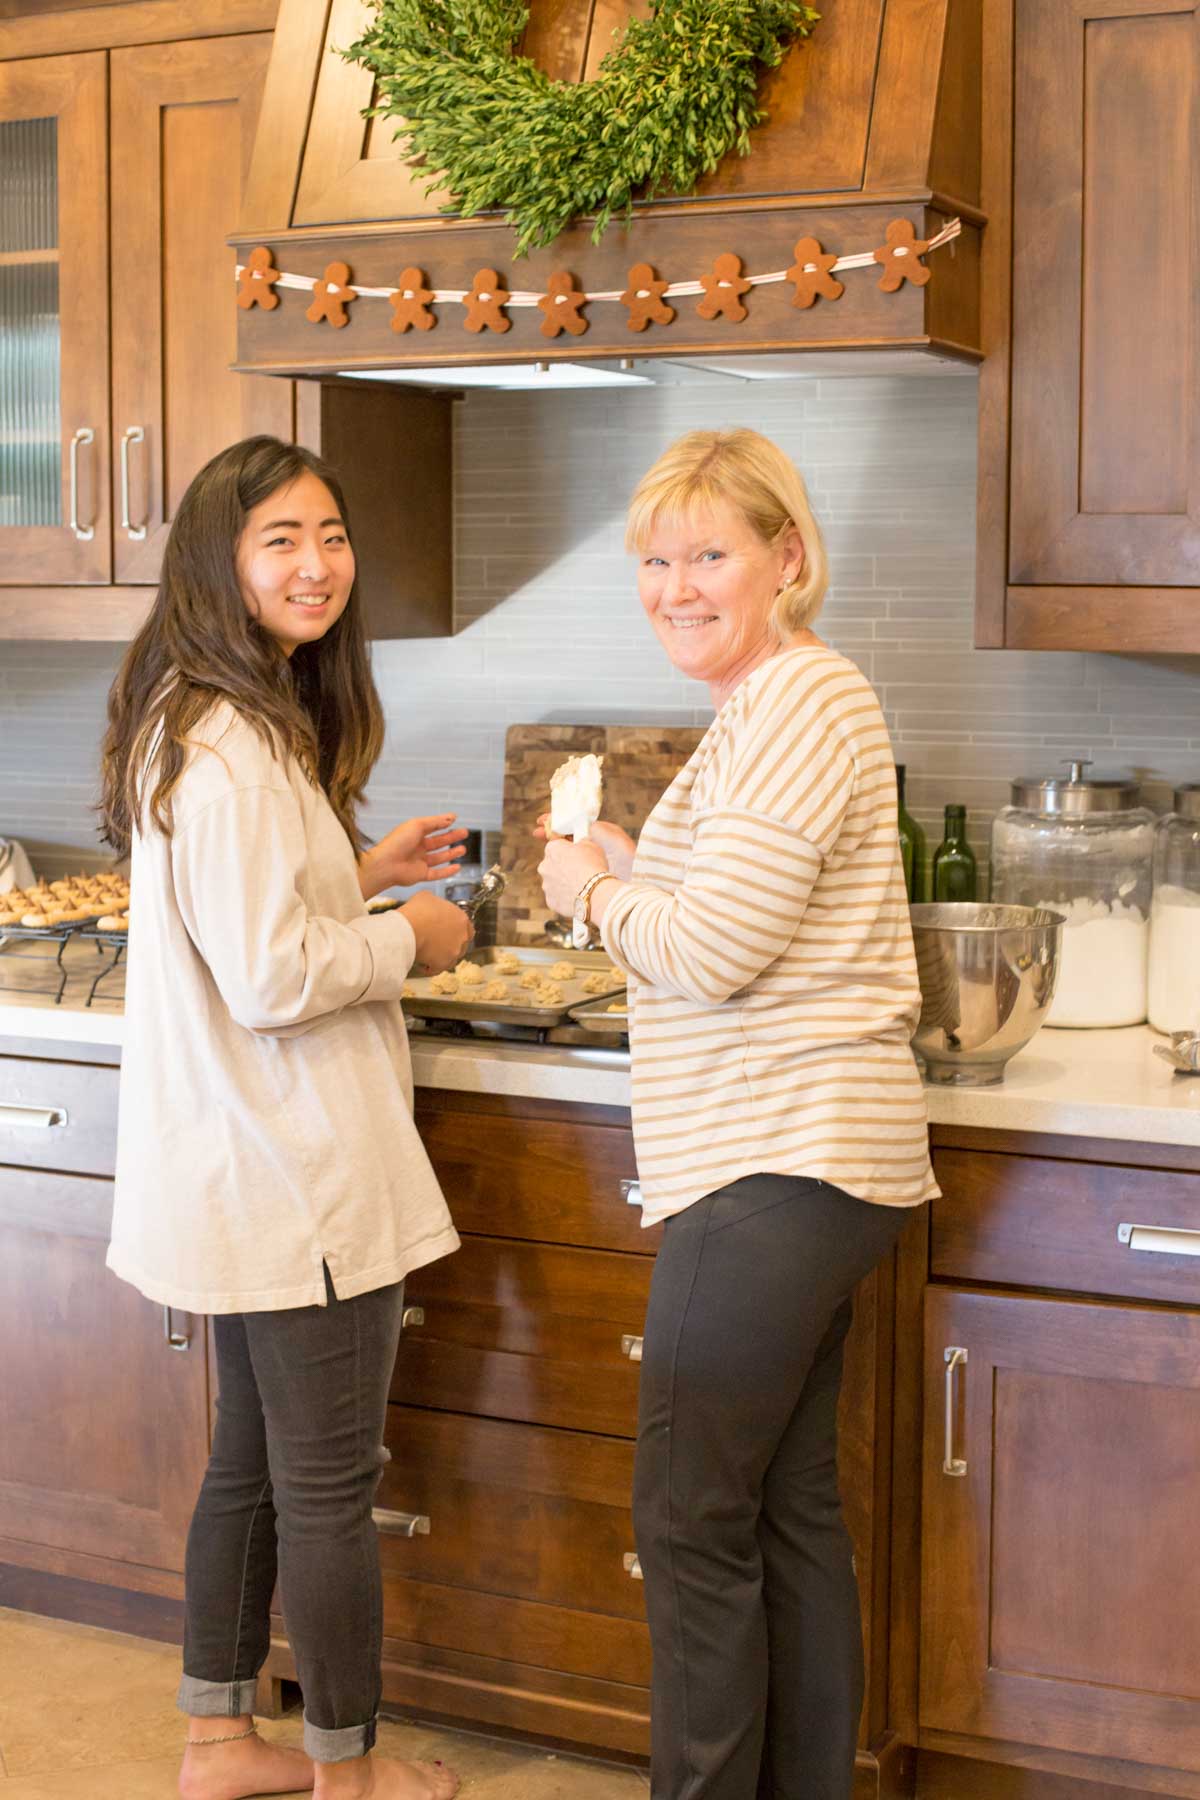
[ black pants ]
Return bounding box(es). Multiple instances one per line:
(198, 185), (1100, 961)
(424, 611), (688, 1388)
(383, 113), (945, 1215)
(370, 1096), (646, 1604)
(178, 1266), (405, 1763)
(632, 1174), (909, 1800)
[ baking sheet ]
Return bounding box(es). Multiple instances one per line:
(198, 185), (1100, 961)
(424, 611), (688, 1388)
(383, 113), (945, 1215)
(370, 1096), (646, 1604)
(567, 993), (631, 1037)
(402, 945), (625, 1028)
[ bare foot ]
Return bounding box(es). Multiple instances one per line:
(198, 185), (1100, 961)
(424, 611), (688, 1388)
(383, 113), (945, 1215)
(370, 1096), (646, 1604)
(179, 1728), (314, 1800)
(313, 1755), (459, 1800)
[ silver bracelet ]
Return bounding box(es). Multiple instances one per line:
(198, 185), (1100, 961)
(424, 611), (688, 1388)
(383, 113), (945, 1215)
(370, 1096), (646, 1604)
(187, 1725), (258, 1747)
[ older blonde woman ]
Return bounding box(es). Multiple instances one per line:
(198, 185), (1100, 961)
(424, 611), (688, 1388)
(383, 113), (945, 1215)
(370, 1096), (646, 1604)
(539, 429), (937, 1800)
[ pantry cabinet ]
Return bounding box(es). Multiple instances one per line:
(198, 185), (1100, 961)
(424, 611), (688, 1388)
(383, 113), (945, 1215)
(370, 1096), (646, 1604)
(976, 0), (1200, 652)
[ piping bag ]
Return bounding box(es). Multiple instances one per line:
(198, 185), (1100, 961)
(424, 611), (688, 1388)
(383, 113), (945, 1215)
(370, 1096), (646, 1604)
(550, 754), (604, 948)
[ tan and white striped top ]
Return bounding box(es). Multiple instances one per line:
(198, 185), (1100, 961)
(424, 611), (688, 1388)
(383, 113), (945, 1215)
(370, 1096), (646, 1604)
(601, 644), (939, 1228)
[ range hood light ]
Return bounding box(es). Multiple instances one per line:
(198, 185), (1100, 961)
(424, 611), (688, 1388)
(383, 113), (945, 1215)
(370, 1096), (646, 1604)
(334, 362), (653, 390)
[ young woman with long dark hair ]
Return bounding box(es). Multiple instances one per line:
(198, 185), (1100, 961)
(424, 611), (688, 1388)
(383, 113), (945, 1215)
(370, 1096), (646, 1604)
(100, 436), (464, 1800)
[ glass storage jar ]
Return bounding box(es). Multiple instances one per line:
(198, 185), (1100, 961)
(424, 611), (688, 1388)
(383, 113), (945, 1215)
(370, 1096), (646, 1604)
(1148, 785), (1200, 1035)
(990, 761), (1156, 1027)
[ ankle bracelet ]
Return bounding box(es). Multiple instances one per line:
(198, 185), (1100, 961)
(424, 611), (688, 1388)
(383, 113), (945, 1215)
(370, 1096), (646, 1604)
(188, 1725), (258, 1747)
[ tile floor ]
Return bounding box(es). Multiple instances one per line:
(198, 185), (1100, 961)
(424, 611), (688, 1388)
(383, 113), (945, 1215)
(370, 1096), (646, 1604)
(0, 1608), (649, 1798)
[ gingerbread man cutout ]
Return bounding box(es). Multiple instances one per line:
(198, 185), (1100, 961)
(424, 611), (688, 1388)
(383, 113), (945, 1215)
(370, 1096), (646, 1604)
(621, 263), (674, 332)
(306, 262), (358, 328)
(464, 269), (511, 334)
(237, 246), (281, 311)
(786, 237), (844, 309)
(390, 267), (436, 334)
(873, 219), (931, 292)
(696, 253), (752, 323)
(537, 271), (588, 339)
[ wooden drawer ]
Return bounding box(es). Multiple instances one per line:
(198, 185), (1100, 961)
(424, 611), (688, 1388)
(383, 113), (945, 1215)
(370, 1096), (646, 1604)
(377, 1407), (645, 1632)
(393, 1237), (650, 1437)
(414, 1098), (656, 1254)
(0, 1055), (119, 1177)
(932, 1147), (1200, 1305)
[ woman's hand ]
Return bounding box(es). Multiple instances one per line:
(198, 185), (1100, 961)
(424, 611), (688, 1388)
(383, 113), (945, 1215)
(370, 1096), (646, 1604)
(535, 815), (637, 882)
(400, 892), (473, 975)
(538, 837), (610, 919)
(359, 815), (468, 900)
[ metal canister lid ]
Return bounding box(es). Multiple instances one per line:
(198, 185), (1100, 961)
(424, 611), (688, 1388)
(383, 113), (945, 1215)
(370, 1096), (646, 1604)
(1173, 784), (1200, 820)
(1010, 758), (1140, 815)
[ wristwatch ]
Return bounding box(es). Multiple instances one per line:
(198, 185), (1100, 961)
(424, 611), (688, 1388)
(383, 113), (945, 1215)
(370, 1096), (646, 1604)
(572, 870), (618, 947)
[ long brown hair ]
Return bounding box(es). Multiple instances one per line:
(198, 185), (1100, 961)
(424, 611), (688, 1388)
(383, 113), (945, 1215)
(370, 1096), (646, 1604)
(100, 436), (383, 854)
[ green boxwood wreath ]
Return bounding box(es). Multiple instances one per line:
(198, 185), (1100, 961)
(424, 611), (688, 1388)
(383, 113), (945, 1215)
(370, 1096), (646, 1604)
(344, 0), (820, 258)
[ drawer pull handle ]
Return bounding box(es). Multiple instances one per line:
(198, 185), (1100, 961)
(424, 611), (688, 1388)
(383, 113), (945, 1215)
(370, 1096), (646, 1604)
(164, 1306), (191, 1351)
(373, 1508), (430, 1538)
(1118, 1222), (1200, 1258)
(620, 1179), (642, 1207)
(401, 1305), (425, 1328)
(623, 1552), (643, 1580)
(0, 1103), (67, 1129)
(69, 425), (95, 541)
(120, 425), (147, 540)
(621, 1334), (643, 1362)
(943, 1345), (968, 1478)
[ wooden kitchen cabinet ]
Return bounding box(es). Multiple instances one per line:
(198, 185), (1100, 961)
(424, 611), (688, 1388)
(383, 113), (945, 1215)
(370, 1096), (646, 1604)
(108, 32), (291, 582)
(977, 0), (1200, 651)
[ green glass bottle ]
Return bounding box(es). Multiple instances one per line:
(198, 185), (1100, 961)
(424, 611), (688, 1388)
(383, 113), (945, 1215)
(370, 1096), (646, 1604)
(896, 764), (927, 903)
(932, 804), (977, 903)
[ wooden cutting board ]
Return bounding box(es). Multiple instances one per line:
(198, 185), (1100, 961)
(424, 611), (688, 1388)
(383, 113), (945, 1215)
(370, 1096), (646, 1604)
(496, 723), (705, 945)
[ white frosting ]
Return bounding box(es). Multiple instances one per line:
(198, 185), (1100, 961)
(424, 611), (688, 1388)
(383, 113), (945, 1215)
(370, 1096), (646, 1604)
(550, 753), (603, 842)
(1149, 884), (1200, 1035)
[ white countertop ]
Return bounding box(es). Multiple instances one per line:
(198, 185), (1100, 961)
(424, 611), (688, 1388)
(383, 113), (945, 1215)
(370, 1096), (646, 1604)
(1, 945), (1198, 1149)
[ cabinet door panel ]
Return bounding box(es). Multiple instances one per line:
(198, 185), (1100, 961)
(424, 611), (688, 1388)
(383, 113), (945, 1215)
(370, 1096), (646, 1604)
(0, 1168), (209, 1571)
(0, 53), (110, 583)
(110, 34), (292, 584)
(921, 1286), (1200, 1768)
(1009, 0), (1200, 585)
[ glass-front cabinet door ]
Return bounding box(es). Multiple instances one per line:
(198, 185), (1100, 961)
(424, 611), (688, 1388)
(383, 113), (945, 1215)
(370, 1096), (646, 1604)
(0, 52), (110, 583)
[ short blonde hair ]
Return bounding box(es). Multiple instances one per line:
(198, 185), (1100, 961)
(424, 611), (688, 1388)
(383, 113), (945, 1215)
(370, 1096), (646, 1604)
(625, 428), (828, 635)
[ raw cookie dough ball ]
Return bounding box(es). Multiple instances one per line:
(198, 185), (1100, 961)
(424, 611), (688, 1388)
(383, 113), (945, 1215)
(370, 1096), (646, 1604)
(606, 965), (626, 985)
(606, 998), (629, 1014)
(481, 979), (510, 1002)
(581, 971), (611, 995)
(454, 958), (486, 986)
(518, 969), (542, 990)
(549, 960), (575, 981)
(401, 984), (417, 999)
(429, 971), (459, 996)
(533, 979), (564, 1005)
(494, 951), (521, 975)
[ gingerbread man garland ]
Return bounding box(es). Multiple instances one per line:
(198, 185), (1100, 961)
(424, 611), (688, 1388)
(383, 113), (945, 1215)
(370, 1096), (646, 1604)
(390, 266), (436, 334)
(306, 262), (357, 328)
(696, 253), (752, 324)
(873, 219), (931, 292)
(786, 236), (844, 309)
(621, 263), (674, 332)
(464, 269), (511, 334)
(237, 246), (281, 311)
(537, 270), (589, 338)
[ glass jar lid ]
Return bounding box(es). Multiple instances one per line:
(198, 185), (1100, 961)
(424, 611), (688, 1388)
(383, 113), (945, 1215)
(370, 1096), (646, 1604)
(1010, 758), (1141, 815)
(1173, 784), (1200, 820)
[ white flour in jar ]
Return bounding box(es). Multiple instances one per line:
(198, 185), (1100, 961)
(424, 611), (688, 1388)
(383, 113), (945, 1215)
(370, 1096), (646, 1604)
(1148, 884), (1200, 1034)
(1042, 897), (1148, 1027)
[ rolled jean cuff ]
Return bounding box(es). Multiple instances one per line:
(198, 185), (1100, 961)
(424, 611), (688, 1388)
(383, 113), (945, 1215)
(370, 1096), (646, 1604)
(176, 1674), (259, 1717)
(304, 1714), (378, 1763)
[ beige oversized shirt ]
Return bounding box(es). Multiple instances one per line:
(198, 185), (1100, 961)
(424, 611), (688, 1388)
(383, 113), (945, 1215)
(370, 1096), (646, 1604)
(602, 644), (939, 1227)
(107, 702), (459, 1314)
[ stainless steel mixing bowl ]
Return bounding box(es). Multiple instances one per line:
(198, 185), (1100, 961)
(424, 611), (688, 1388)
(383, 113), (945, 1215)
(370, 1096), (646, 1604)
(909, 903), (1064, 1086)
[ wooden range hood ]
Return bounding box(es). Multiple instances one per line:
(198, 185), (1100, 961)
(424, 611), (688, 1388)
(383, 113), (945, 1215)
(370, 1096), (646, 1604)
(233, 0), (983, 379)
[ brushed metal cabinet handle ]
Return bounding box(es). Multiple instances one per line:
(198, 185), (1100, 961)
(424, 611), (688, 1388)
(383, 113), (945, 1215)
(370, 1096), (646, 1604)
(1118, 1222), (1200, 1257)
(620, 1179), (642, 1207)
(373, 1509), (431, 1538)
(943, 1346), (968, 1477)
(623, 1552), (643, 1579)
(401, 1305), (425, 1328)
(621, 1334), (643, 1362)
(120, 425), (147, 539)
(69, 426), (94, 540)
(164, 1306), (191, 1351)
(0, 1103), (67, 1129)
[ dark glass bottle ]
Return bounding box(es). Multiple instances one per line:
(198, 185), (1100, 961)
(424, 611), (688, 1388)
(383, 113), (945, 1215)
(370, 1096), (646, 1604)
(932, 804), (977, 903)
(896, 764), (927, 903)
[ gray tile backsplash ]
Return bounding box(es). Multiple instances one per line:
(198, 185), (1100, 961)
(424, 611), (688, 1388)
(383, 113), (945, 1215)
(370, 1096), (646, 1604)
(3, 373), (1199, 883)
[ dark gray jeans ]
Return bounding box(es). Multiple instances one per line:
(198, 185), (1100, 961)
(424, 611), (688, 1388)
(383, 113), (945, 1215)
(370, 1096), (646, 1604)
(177, 1266), (404, 1763)
(633, 1174), (910, 1800)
